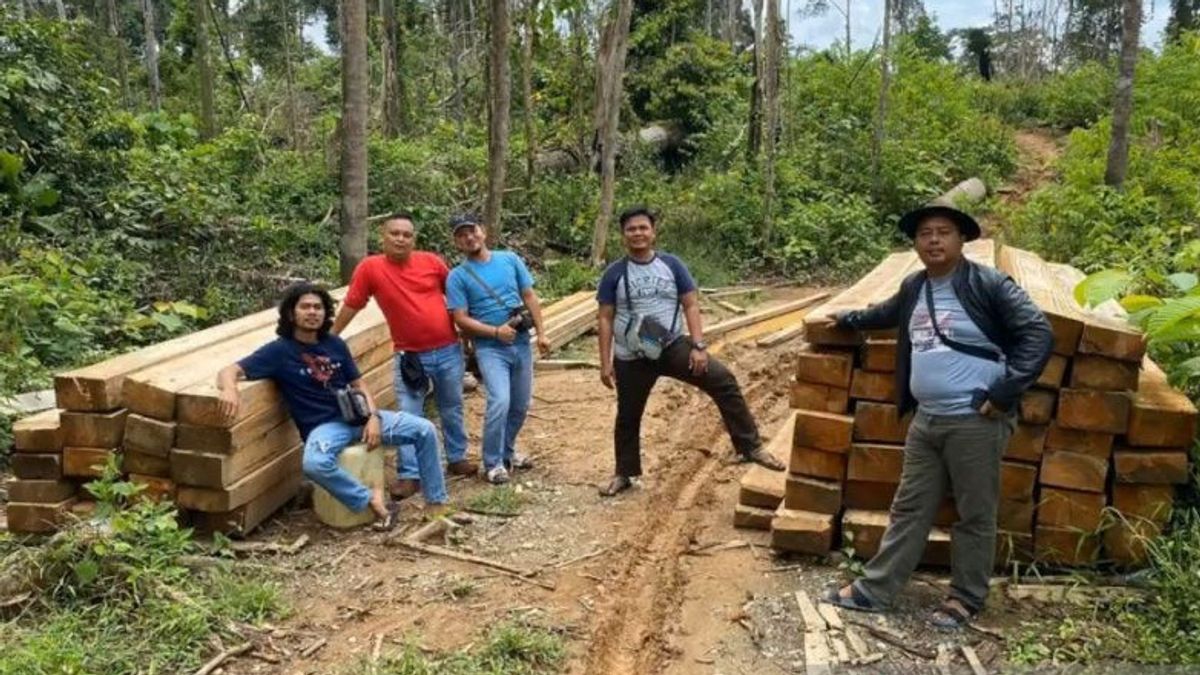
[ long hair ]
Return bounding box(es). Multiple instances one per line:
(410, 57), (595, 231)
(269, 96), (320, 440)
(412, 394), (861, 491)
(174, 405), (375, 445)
(276, 282), (336, 338)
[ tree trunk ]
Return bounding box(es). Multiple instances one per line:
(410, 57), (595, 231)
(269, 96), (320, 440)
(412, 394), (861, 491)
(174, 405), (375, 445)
(141, 0), (162, 110)
(570, 5), (589, 160)
(449, 0), (466, 139)
(195, 0), (217, 138)
(1104, 0), (1141, 189)
(521, 0), (537, 189)
(871, 0), (891, 200)
(589, 0), (634, 267)
(845, 0), (852, 57)
(483, 0), (511, 241)
(746, 0), (764, 159)
(281, 0), (299, 148)
(106, 0), (130, 107)
(52, 0), (66, 19)
(340, 0), (370, 282)
(380, 0), (406, 137)
(722, 0), (736, 45)
(762, 0), (781, 242)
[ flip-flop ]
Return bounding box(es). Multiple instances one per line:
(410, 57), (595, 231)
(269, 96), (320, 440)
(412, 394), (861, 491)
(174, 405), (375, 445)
(599, 476), (634, 497)
(370, 502), (400, 532)
(821, 584), (885, 613)
(929, 598), (977, 630)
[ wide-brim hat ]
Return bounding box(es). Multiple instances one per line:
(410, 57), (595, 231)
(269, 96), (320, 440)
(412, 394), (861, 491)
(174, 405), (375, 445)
(897, 204), (982, 242)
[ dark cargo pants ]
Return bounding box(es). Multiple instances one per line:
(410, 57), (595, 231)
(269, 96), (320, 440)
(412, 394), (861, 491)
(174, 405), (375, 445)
(853, 409), (1015, 612)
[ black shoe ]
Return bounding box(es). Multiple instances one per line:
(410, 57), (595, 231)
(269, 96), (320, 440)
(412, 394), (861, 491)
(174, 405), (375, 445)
(599, 475), (635, 497)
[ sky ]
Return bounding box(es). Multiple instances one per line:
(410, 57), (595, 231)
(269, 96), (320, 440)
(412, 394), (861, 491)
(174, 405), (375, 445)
(789, 0), (1171, 52)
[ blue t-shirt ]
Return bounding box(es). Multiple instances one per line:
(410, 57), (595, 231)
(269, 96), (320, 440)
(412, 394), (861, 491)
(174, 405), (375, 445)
(908, 276), (1006, 415)
(446, 250), (535, 348)
(597, 253), (696, 361)
(238, 335), (363, 440)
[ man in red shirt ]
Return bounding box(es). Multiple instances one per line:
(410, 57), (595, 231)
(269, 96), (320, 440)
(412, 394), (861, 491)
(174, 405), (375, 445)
(333, 213), (475, 497)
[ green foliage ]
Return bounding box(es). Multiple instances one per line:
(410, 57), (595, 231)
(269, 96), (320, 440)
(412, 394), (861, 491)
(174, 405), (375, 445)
(627, 35), (746, 134)
(465, 486), (528, 516)
(347, 621), (566, 675)
(0, 464), (285, 674)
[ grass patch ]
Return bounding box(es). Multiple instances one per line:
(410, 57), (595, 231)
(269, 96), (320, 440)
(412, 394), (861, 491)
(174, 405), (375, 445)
(0, 463), (286, 674)
(1006, 507), (1200, 666)
(465, 486), (527, 516)
(347, 621), (566, 675)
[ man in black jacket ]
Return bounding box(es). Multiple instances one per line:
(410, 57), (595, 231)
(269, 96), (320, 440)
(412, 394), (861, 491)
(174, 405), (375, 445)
(821, 205), (1053, 629)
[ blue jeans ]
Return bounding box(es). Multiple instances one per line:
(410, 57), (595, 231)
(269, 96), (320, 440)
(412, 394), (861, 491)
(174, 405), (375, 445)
(475, 342), (533, 472)
(393, 343), (468, 480)
(302, 411), (449, 511)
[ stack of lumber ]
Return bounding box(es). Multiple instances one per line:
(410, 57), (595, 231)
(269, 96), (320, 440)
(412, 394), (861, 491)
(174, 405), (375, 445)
(7, 290), (603, 536)
(733, 241), (1197, 569)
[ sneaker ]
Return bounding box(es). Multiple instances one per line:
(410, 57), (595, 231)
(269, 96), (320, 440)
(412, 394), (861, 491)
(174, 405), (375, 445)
(446, 459), (478, 476)
(485, 466), (511, 485)
(506, 452), (535, 471)
(391, 478), (421, 499)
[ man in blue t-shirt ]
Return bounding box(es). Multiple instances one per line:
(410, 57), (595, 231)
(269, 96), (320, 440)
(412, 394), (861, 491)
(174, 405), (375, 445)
(445, 214), (551, 485)
(595, 206), (785, 497)
(216, 283), (450, 530)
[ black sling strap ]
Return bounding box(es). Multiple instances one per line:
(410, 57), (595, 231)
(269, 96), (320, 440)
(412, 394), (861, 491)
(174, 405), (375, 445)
(923, 280), (1003, 363)
(620, 256), (680, 335)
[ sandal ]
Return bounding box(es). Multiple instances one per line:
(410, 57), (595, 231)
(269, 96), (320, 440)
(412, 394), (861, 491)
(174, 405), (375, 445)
(929, 598), (977, 630)
(821, 584), (885, 613)
(370, 502), (400, 532)
(742, 447), (786, 471)
(599, 475), (635, 497)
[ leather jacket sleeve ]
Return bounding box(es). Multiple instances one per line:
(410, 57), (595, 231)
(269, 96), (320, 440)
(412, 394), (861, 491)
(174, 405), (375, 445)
(986, 276), (1054, 411)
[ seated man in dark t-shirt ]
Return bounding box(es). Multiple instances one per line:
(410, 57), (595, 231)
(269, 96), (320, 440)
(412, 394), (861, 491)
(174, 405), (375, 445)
(216, 283), (449, 530)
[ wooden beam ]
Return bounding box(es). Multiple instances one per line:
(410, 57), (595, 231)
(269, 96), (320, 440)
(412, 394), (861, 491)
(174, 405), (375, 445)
(1126, 358), (1198, 447)
(998, 246), (1086, 355)
(177, 445), (301, 512)
(12, 409), (63, 452)
(62, 446), (117, 478)
(124, 413), (176, 458)
(191, 472), (302, 536)
(709, 293), (830, 338)
(61, 409), (127, 448)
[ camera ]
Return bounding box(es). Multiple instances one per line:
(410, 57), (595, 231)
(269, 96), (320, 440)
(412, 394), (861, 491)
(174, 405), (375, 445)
(506, 307), (535, 332)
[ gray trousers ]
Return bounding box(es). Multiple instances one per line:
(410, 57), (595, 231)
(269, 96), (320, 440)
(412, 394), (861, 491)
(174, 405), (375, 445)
(853, 409), (1015, 612)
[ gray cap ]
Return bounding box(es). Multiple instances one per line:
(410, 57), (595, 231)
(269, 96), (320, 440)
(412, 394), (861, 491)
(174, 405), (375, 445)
(449, 213), (481, 232)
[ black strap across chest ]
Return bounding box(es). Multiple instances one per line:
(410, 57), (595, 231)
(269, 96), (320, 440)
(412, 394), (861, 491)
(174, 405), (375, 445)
(923, 280), (1003, 363)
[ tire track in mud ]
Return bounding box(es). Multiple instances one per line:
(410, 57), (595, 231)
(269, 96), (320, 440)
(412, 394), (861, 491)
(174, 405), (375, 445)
(581, 355), (792, 675)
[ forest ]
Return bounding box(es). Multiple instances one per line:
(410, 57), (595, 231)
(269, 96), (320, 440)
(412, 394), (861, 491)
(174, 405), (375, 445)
(3, 0), (1200, 670)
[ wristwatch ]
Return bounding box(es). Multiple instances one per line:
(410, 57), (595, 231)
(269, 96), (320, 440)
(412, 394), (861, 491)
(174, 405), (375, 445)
(692, 340), (708, 351)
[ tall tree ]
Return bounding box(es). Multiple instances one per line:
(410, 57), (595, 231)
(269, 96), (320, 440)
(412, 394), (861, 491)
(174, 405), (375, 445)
(746, 0), (764, 158)
(1167, 0), (1199, 41)
(105, 0), (130, 106)
(761, 0), (781, 241)
(380, 0), (406, 137)
(280, 0), (299, 147)
(141, 0), (162, 109)
(484, 0), (511, 240)
(520, 0), (538, 189)
(340, 0), (370, 282)
(1104, 0), (1141, 188)
(872, 0), (892, 199)
(589, 0), (634, 267)
(196, 0), (217, 138)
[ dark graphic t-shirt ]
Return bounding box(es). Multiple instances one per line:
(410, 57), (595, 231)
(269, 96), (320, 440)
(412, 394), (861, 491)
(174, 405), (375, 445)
(238, 335), (363, 440)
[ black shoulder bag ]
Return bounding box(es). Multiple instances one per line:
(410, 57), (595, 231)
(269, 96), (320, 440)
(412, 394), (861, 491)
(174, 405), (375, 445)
(619, 257), (681, 360)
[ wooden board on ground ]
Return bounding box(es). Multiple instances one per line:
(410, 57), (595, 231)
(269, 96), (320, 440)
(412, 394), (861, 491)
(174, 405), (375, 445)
(177, 444), (302, 512)
(1040, 450), (1107, 493)
(733, 503), (775, 530)
(62, 446), (117, 478)
(784, 475), (842, 514)
(770, 508), (835, 554)
(61, 409), (127, 449)
(11, 452), (63, 480)
(1113, 450), (1189, 484)
(789, 380), (850, 414)
(1057, 389), (1130, 434)
(123, 413), (176, 457)
(997, 246), (1086, 356)
(12, 409), (63, 452)
(174, 315), (392, 428)
(738, 417), (793, 508)
(191, 472), (302, 536)
(53, 288), (347, 411)
(803, 252), (923, 346)
(1069, 355), (1139, 392)
(6, 498), (77, 533)
(853, 402), (909, 444)
(8, 479), (77, 503)
(846, 444), (904, 484)
(708, 292), (830, 344)
(1126, 358), (1199, 448)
